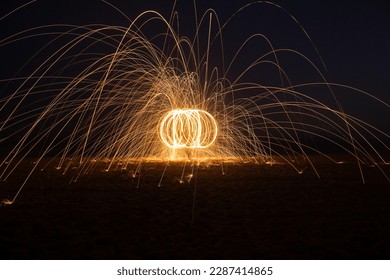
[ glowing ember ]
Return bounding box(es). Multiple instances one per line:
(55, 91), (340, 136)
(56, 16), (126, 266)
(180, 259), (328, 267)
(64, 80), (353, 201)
(158, 109), (218, 149)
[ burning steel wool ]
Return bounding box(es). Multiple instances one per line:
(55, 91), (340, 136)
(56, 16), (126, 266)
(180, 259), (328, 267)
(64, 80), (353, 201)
(158, 109), (218, 150)
(0, 1), (389, 205)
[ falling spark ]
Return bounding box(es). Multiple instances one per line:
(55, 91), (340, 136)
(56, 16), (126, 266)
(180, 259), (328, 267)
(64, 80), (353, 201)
(0, 1), (389, 205)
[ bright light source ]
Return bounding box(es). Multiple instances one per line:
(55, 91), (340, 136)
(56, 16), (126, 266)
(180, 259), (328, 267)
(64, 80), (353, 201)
(158, 109), (218, 149)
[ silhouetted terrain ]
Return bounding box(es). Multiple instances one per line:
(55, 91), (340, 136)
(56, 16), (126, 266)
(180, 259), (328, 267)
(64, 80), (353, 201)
(0, 157), (389, 259)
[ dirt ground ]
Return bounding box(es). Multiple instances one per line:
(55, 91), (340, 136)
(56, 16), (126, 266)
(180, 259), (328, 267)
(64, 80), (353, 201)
(0, 157), (389, 259)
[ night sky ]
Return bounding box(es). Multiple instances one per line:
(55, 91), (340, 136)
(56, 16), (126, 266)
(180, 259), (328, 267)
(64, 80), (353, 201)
(1, 0), (389, 132)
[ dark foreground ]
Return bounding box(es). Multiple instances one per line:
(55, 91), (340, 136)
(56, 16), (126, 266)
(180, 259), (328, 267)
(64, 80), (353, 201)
(0, 157), (389, 259)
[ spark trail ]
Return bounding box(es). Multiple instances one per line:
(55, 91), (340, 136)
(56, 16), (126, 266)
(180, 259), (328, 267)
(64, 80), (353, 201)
(0, 1), (389, 205)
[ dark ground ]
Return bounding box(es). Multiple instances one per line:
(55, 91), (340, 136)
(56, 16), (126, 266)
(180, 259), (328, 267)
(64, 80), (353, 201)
(0, 157), (389, 259)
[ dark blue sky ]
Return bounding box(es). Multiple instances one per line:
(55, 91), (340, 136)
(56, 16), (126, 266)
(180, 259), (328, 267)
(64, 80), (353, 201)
(1, 0), (389, 132)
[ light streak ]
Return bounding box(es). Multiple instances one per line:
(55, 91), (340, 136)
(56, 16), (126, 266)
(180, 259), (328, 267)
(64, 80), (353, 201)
(0, 1), (389, 205)
(158, 109), (218, 149)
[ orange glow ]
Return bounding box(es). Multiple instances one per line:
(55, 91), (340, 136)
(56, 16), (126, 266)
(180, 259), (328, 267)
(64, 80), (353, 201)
(158, 109), (218, 149)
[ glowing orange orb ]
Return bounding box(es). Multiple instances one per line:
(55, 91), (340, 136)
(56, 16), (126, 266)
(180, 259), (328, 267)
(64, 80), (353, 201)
(158, 109), (218, 149)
